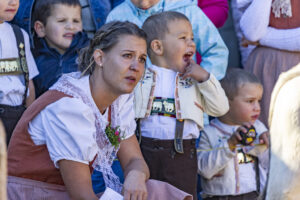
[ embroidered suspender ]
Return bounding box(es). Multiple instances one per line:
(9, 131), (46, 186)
(0, 24), (29, 106)
(210, 122), (260, 194)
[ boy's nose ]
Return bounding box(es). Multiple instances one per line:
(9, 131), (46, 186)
(188, 39), (196, 48)
(9, 0), (18, 5)
(254, 101), (261, 111)
(65, 22), (75, 29)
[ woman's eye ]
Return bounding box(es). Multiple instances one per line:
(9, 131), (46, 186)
(179, 36), (186, 40)
(139, 57), (146, 64)
(123, 54), (132, 59)
(58, 19), (66, 23)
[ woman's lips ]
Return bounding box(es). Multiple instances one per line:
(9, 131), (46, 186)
(125, 76), (136, 83)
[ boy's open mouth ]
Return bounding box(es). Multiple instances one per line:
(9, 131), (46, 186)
(183, 51), (194, 62)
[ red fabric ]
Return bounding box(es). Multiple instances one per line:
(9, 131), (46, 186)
(269, 0), (300, 29)
(197, 0), (229, 64)
(7, 90), (94, 185)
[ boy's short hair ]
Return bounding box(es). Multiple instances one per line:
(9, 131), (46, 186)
(142, 11), (190, 54)
(220, 68), (262, 100)
(32, 0), (81, 25)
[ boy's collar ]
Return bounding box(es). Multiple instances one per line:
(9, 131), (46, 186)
(212, 118), (239, 134)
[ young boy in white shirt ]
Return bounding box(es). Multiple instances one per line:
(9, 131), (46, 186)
(0, 0), (39, 145)
(198, 68), (269, 200)
(136, 11), (229, 199)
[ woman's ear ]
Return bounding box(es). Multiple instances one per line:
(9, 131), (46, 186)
(93, 49), (104, 67)
(34, 21), (46, 38)
(150, 39), (163, 56)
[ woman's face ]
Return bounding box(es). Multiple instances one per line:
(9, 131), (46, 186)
(98, 35), (147, 95)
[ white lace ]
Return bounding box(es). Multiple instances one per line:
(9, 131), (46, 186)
(271, 0), (292, 18)
(52, 72), (123, 193)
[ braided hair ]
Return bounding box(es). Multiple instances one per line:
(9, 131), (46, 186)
(78, 21), (147, 76)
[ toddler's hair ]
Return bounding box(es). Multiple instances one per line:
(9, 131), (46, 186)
(32, 0), (81, 25)
(220, 68), (262, 100)
(142, 11), (190, 54)
(78, 21), (147, 75)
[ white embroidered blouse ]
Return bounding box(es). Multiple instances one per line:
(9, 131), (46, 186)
(28, 72), (136, 192)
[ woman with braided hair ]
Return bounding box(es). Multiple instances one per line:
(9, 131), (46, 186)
(7, 21), (149, 200)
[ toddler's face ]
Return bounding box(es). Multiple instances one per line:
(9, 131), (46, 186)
(43, 4), (82, 54)
(160, 19), (195, 73)
(228, 83), (263, 125)
(130, 0), (160, 9)
(0, 0), (19, 23)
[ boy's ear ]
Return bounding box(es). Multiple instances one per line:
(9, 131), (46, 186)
(150, 39), (163, 56)
(93, 49), (104, 67)
(34, 21), (46, 38)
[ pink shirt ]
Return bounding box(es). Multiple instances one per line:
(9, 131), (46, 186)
(197, 0), (228, 64)
(198, 0), (229, 28)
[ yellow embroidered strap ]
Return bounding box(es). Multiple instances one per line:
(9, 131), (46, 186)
(0, 58), (23, 75)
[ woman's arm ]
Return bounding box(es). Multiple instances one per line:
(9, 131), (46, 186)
(118, 135), (149, 200)
(59, 160), (98, 200)
(240, 0), (272, 41)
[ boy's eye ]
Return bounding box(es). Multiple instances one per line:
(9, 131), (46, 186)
(247, 100), (254, 104)
(58, 19), (66, 23)
(73, 19), (81, 23)
(179, 36), (186, 40)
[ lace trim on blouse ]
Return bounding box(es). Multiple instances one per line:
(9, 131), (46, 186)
(52, 72), (123, 193)
(272, 0), (292, 18)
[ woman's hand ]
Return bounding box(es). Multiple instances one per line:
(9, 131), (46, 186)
(118, 135), (149, 200)
(123, 170), (148, 200)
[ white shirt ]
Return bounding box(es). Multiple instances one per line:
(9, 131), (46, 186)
(199, 118), (268, 195)
(0, 22), (39, 106)
(28, 75), (136, 168)
(140, 65), (199, 140)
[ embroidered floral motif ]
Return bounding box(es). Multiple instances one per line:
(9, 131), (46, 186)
(105, 124), (125, 149)
(179, 77), (193, 88)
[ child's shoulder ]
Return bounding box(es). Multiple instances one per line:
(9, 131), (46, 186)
(2, 22), (30, 41)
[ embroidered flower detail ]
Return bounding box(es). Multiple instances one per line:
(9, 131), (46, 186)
(179, 77), (193, 88)
(105, 124), (125, 149)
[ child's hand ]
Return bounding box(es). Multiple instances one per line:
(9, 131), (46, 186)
(180, 60), (209, 82)
(259, 131), (270, 147)
(227, 122), (252, 151)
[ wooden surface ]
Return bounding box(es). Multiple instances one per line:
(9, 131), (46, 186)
(0, 120), (7, 200)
